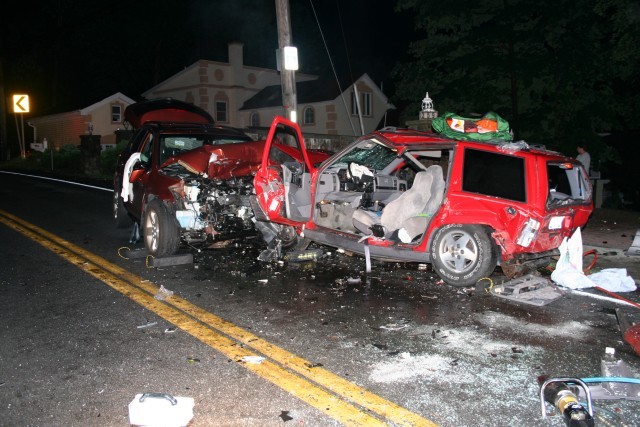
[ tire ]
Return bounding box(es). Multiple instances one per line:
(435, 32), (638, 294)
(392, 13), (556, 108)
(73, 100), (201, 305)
(431, 224), (497, 287)
(113, 189), (133, 228)
(278, 225), (311, 251)
(143, 199), (180, 257)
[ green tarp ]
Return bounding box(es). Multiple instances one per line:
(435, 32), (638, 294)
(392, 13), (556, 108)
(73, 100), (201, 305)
(431, 111), (513, 143)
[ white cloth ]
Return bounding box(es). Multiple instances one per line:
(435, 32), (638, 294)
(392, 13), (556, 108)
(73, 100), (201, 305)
(551, 228), (596, 289)
(551, 227), (638, 292)
(121, 152), (141, 202)
(588, 268), (637, 293)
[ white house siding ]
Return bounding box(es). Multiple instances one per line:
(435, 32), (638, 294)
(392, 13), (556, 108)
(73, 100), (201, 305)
(27, 93), (134, 151)
(28, 112), (86, 148)
(143, 43), (317, 129)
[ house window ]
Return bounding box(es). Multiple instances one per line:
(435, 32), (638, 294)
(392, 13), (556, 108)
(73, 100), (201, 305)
(111, 104), (122, 123)
(215, 101), (228, 123)
(302, 106), (315, 125)
(250, 112), (260, 127)
(361, 92), (372, 116)
(351, 91), (372, 117)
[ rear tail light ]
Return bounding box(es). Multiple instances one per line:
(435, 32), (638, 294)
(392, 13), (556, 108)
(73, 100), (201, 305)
(517, 218), (540, 247)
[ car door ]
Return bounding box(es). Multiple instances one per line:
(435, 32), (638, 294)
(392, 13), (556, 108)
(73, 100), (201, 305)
(129, 131), (155, 217)
(254, 116), (315, 226)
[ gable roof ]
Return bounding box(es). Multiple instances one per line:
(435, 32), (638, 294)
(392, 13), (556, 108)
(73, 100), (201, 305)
(79, 92), (136, 115)
(240, 73), (393, 111)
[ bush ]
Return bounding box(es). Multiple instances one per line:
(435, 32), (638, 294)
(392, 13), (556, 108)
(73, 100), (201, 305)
(99, 139), (129, 178)
(54, 145), (82, 172)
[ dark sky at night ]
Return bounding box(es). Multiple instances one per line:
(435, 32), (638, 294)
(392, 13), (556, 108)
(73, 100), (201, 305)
(1, 0), (413, 117)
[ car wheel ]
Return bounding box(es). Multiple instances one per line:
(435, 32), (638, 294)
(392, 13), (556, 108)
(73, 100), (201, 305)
(113, 189), (133, 228)
(431, 224), (497, 287)
(279, 225), (310, 251)
(143, 199), (180, 257)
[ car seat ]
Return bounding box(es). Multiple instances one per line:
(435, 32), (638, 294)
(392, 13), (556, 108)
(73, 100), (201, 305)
(352, 165), (445, 242)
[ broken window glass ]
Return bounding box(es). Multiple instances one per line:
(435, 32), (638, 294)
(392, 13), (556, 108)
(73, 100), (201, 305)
(337, 139), (398, 171)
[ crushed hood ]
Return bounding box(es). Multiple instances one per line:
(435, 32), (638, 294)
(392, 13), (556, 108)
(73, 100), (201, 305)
(162, 141), (266, 179)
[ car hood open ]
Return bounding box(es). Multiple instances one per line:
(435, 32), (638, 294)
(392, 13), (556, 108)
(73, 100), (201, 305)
(125, 98), (214, 128)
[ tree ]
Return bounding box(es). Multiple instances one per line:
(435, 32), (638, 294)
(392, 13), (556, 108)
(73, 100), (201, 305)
(392, 0), (640, 156)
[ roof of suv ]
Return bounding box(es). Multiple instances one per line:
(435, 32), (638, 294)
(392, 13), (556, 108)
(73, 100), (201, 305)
(374, 127), (572, 161)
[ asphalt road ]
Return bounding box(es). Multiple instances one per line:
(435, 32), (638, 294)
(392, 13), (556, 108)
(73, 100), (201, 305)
(1, 171), (639, 427)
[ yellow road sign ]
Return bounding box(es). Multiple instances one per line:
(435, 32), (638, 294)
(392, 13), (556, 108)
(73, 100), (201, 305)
(13, 94), (30, 113)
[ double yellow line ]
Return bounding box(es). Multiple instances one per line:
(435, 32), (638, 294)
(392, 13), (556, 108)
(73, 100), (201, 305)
(0, 209), (437, 427)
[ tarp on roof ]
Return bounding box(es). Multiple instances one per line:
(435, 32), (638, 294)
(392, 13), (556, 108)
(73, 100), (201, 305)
(432, 111), (513, 143)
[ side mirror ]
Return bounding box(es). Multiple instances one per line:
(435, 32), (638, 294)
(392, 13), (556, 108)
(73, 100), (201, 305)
(129, 167), (146, 183)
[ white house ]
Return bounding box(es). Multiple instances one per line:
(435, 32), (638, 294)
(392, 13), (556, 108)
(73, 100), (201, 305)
(240, 72), (394, 136)
(143, 42), (394, 136)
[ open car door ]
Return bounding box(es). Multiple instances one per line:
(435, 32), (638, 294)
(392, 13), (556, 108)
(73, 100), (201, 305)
(254, 116), (316, 226)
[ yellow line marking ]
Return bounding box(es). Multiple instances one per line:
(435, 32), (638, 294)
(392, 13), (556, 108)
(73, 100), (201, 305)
(0, 209), (438, 427)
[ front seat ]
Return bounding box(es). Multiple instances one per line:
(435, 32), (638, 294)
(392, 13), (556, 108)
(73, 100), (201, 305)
(352, 165), (445, 242)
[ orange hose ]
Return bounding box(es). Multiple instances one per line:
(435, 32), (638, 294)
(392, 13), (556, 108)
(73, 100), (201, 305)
(594, 286), (640, 309)
(581, 250), (640, 309)
(582, 249), (598, 273)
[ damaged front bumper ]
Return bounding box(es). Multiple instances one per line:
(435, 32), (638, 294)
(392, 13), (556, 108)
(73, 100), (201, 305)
(167, 172), (257, 246)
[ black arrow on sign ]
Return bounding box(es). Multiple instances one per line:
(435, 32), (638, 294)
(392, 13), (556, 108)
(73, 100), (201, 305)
(16, 96), (27, 112)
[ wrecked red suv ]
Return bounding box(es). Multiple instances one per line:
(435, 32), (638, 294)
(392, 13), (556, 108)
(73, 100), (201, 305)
(251, 116), (594, 286)
(113, 98), (264, 256)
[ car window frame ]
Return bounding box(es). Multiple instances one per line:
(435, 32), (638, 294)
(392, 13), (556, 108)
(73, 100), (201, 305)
(461, 146), (527, 203)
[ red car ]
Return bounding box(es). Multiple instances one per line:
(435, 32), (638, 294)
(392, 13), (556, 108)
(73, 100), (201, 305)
(251, 116), (594, 286)
(113, 99), (330, 257)
(112, 99), (267, 256)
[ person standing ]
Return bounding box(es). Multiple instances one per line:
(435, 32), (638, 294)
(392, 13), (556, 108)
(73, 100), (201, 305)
(576, 144), (591, 175)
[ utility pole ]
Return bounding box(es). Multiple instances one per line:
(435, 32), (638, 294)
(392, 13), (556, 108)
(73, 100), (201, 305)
(275, 0), (297, 122)
(0, 57), (7, 160)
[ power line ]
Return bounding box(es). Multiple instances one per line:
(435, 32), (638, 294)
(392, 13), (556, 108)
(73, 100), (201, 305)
(308, 0), (357, 136)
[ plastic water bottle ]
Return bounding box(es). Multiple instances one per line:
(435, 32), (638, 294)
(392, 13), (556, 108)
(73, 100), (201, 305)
(600, 347), (636, 397)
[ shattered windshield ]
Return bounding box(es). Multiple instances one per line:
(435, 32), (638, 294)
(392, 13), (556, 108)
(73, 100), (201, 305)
(335, 139), (398, 171)
(159, 134), (251, 165)
(547, 162), (592, 206)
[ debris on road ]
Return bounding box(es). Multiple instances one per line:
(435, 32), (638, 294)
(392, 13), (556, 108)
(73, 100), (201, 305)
(279, 410), (294, 422)
(148, 253), (194, 268)
(154, 285), (174, 301)
(380, 323), (409, 332)
(627, 230), (640, 256)
(240, 355), (265, 364)
(118, 246), (148, 260)
(128, 392), (194, 427)
(137, 322), (158, 329)
(284, 249), (323, 262)
(490, 274), (564, 306)
(304, 362), (324, 369)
